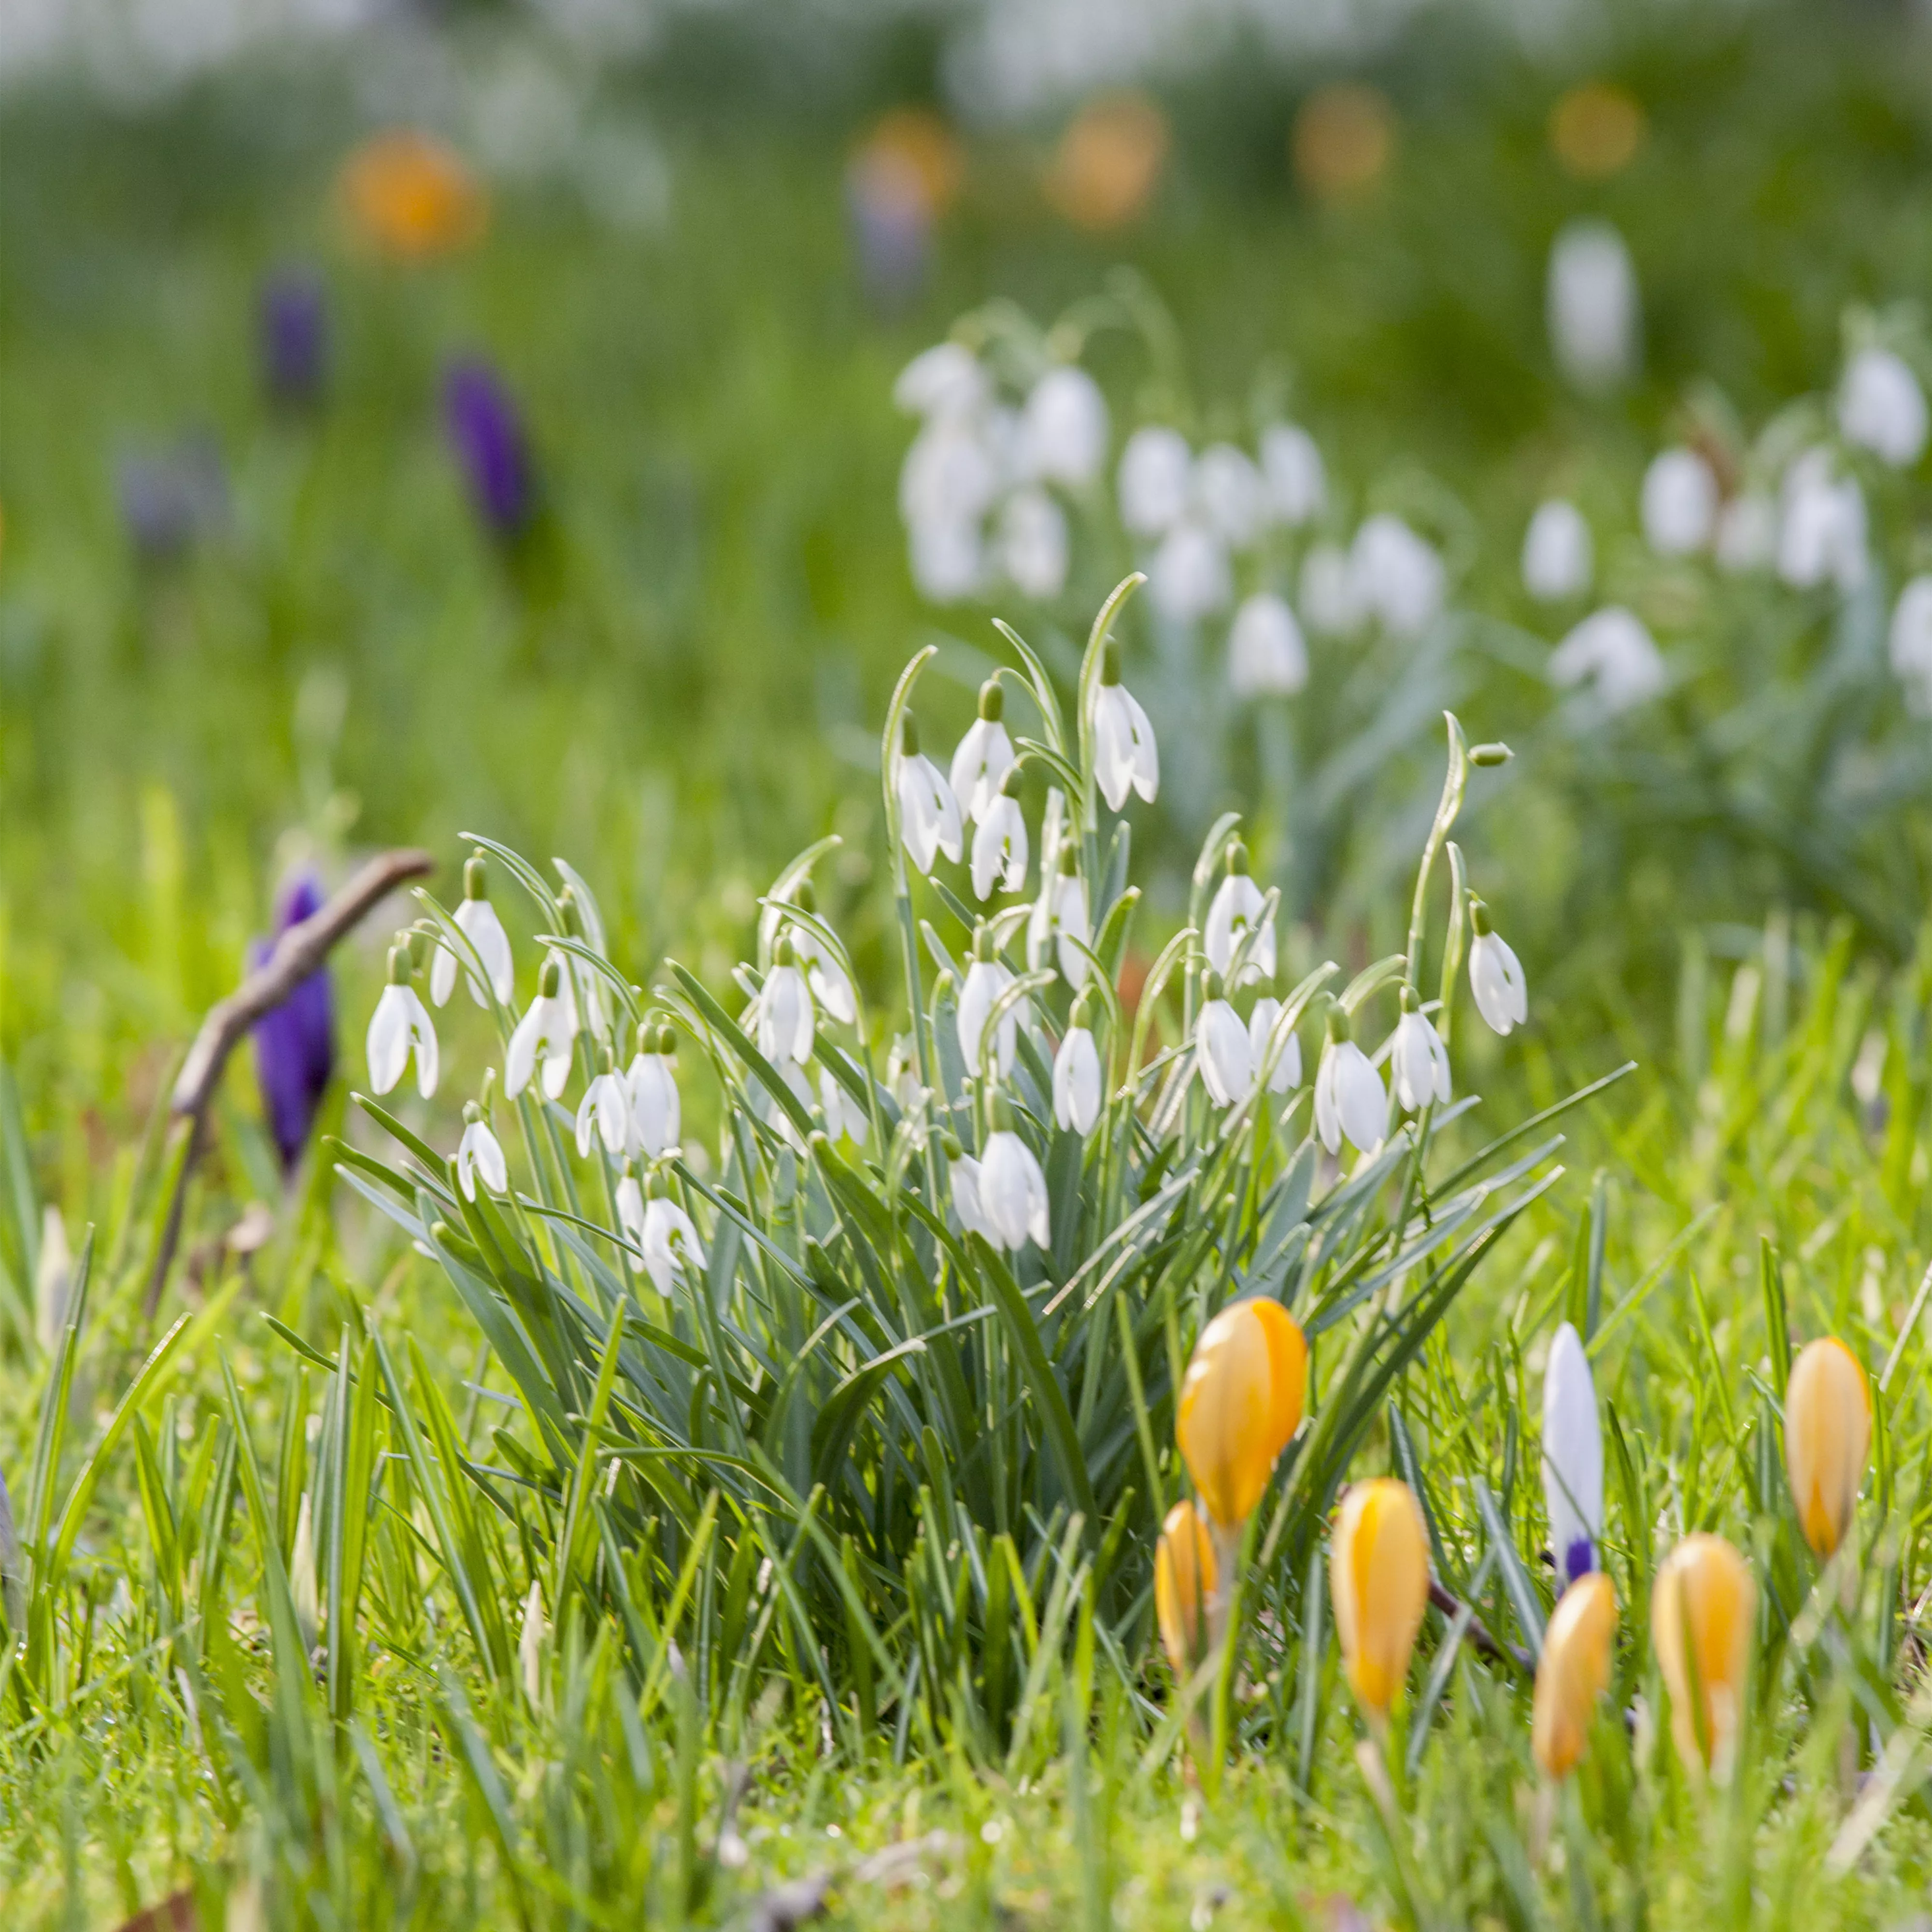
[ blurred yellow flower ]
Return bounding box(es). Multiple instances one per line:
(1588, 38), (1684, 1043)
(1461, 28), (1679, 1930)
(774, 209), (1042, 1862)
(1330, 1478), (1429, 1725)
(1549, 83), (1647, 181)
(340, 130), (488, 261)
(1176, 1296), (1307, 1529)
(1784, 1336), (1871, 1561)
(849, 108), (963, 225)
(1532, 1571), (1616, 1779)
(1154, 1499), (1218, 1678)
(1651, 1533), (1754, 1778)
(1292, 84), (1396, 203)
(1047, 93), (1170, 232)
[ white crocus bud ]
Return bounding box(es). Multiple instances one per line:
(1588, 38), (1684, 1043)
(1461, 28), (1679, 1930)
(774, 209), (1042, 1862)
(1640, 448), (1717, 556)
(950, 1149), (995, 1243)
(1091, 641), (1159, 810)
(1117, 425), (1192, 537)
(958, 924), (1018, 1078)
(505, 953), (576, 1101)
(894, 714), (964, 875)
(1053, 996), (1103, 1135)
(1228, 592), (1308, 698)
(893, 340), (988, 421)
(1021, 365), (1109, 486)
(1149, 520), (1232, 625)
(456, 1103), (508, 1201)
(1714, 491), (1776, 573)
(1548, 606), (1666, 714)
(972, 768), (1030, 901)
(1777, 448), (1868, 593)
(1467, 900), (1527, 1037)
(433, 852), (515, 1007)
(1203, 841), (1274, 988)
(639, 1174), (705, 1296)
(518, 1580), (545, 1708)
(368, 944), (440, 1100)
(1050, 846), (1092, 989)
(1350, 514), (1444, 638)
(818, 1070), (869, 1149)
(784, 880), (856, 1025)
(756, 934), (815, 1067)
(1888, 576), (1932, 714)
(999, 488), (1069, 598)
(1260, 423), (1326, 526)
(575, 1061), (633, 1159)
(950, 680), (1018, 824)
(1314, 1008), (1386, 1156)
(1193, 443), (1265, 548)
(1195, 971), (1252, 1109)
(1247, 988), (1301, 1095)
(627, 1022), (682, 1158)
(1542, 1321), (1604, 1585)
(1389, 987), (1451, 1114)
(980, 1101), (1051, 1251)
(1520, 499), (1593, 602)
(290, 1492), (320, 1655)
(1547, 219), (1639, 392)
(1299, 541), (1362, 637)
(1837, 345), (1928, 469)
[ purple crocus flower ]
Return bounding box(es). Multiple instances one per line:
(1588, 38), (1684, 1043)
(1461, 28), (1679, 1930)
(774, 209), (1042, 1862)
(259, 268), (328, 406)
(252, 871), (335, 1174)
(116, 434), (228, 561)
(443, 360), (535, 537)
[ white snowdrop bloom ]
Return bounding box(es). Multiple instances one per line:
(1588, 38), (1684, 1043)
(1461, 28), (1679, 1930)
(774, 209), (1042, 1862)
(1467, 902), (1527, 1037)
(1640, 448), (1717, 556)
(431, 853), (515, 1007)
(1259, 423), (1326, 526)
(1888, 576), (1932, 712)
(1117, 425), (1193, 537)
(818, 1070), (869, 1149)
(1547, 219), (1639, 392)
(505, 954), (576, 1101)
(980, 1113), (1051, 1251)
(1777, 447), (1868, 593)
(1247, 994), (1301, 1095)
(780, 894), (856, 1029)
(1193, 442), (1265, 548)
(1148, 519), (1232, 625)
(34, 1204), (71, 1353)
(1714, 491), (1776, 573)
(1020, 365), (1109, 486)
(1389, 989), (1451, 1113)
(575, 1067), (632, 1159)
(367, 946), (439, 1100)
(999, 488), (1070, 598)
(1203, 842), (1275, 987)
(1052, 1000), (1103, 1135)
(1542, 1321), (1604, 1585)
(1350, 514), (1444, 638)
(1090, 643), (1159, 810)
(641, 1191), (706, 1297)
(971, 776), (1030, 901)
(1314, 1010), (1385, 1156)
(894, 716), (964, 874)
(1837, 345), (1928, 469)
(886, 1035), (923, 1113)
(1549, 606), (1666, 714)
(616, 1173), (647, 1250)
(290, 1492), (319, 1653)
(899, 415), (1000, 529)
(1520, 499), (1593, 602)
(908, 515), (985, 603)
(756, 935), (815, 1066)
(1052, 865), (1093, 990)
(518, 1581), (545, 1709)
(958, 927), (1018, 1077)
(455, 1106), (507, 1201)
(894, 340), (988, 420)
(951, 681), (1018, 824)
(1300, 540), (1363, 637)
(951, 1151), (996, 1243)
(1228, 592), (1308, 697)
(1195, 973), (1252, 1109)
(627, 1024), (682, 1157)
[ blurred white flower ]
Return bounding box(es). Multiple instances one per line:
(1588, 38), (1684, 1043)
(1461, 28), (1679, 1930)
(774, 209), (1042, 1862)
(506, 955), (574, 1101)
(432, 864), (514, 1007)
(575, 1067), (632, 1158)
(1091, 647), (1160, 809)
(1052, 1012), (1103, 1134)
(1247, 994), (1301, 1094)
(1777, 447), (1867, 593)
(1548, 606), (1666, 714)
(455, 1113), (507, 1202)
(1467, 905), (1527, 1037)
(1520, 499), (1592, 602)
(1148, 520), (1231, 624)
(1195, 977), (1251, 1108)
(886, 1035), (923, 1112)
(818, 1070), (869, 1148)
(641, 1193), (705, 1296)
(1204, 845), (1274, 987)
(980, 1124), (1051, 1251)
(1228, 592), (1308, 697)
(894, 341), (987, 420)
(1889, 575), (1932, 713)
(1314, 1016), (1385, 1156)
(788, 909), (856, 1026)
(1547, 219), (1639, 392)
(1351, 514), (1444, 637)
(1640, 448), (1717, 555)
(1714, 491), (1776, 573)
(1021, 365), (1109, 485)
(616, 1174), (647, 1250)
(368, 957), (438, 1100)
(999, 488), (1069, 597)
(1542, 1321), (1603, 1584)
(1837, 345), (1928, 469)
(1260, 423), (1326, 526)
(900, 416), (999, 528)
(895, 720), (964, 874)
(1050, 858), (1092, 988)
(1193, 442), (1265, 547)
(959, 936), (1018, 1077)
(971, 784), (1029, 900)
(1118, 425), (1192, 536)
(627, 1032), (681, 1157)
(1389, 992), (1451, 1113)
(908, 516), (984, 602)
(1300, 541), (1363, 637)
(518, 1581), (544, 1709)
(951, 1151), (995, 1242)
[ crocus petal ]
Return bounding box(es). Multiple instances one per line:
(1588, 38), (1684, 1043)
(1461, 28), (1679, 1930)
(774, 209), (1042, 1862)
(1542, 1321), (1603, 1584)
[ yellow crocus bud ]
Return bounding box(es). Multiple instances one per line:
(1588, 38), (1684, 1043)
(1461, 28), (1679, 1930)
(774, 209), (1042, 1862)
(1532, 1572), (1617, 1779)
(1651, 1533), (1754, 1778)
(1176, 1296), (1307, 1530)
(1154, 1500), (1219, 1678)
(1783, 1336), (1871, 1562)
(1329, 1478), (1431, 1725)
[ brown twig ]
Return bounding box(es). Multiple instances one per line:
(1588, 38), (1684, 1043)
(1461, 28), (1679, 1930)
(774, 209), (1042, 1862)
(1430, 1576), (1536, 1676)
(142, 848), (434, 1319)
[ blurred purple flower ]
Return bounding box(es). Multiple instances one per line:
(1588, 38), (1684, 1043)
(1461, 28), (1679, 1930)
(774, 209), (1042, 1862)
(252, 871), (335, 1174)
(116, 434), (228, 561)
(443, 360), (535, 537)
(259, 268), (328, 406)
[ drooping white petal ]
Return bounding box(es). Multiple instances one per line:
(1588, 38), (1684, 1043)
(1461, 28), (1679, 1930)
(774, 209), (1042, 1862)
(1469, 932), (1528, 1036)
(1838, 345), (1928, 469)
(1148, 520), (1231, 625)
(998, 488), (1070, 599)
(1196, 998), (1251, 1109)
(757, 965), (815, 1066)
(1260, 423), (1326, 526)
(908, 514), (985, 603)
(457, 1120), (507, 1200)
(1091, 683), (1158, 810)
(1316, 1039), (1385, 1155)
(1299, 541), (1362, 637)
(1053, 1026), (1102, 1135)
(895, 753), (963, 874)
(1228, 593), (1308, 698)
(1641, 448), (1717, 555)
(971, 795), (1029, 900)
(506, 993), (573, 1102)
(950, 717), (1017, 825)
(1390, 1009), (1451, 1112)
(1889, 576), (1932, 714)
(1542, 1321), (1604, 1584)
(980, 1129), (1049, 1251)
(616, 1176), (646, 1249)
(1350, 514), (1444, 638)
(818, 1070), (870, 1148)
(958, 958), (1017, 1076)
(1248, 998), (1301, 1094)
(367, 985), (412, 1096)
(575, 1071), (632, 1158)
(1549, 606), (1666, 714)
(1020, 365), (1109, 486)
(435, 896), (514, 1008)
(1192, 443), (1264, 548)
(1203, 875), (1274, 987)
(893, 341), (987, 420)
(1547, 219), (1638, 392)
(641, 1197), (705, 1297)
(803, 946), (857, 1027)
(1053, 873), (1092, 988)
(627, 1053), (682, 1157)
(1520, 499), (1593, 602)
(1777, 447), (1868, 593)
(1117, 425), (1192, 536)
(952, 1153), (994, 1243)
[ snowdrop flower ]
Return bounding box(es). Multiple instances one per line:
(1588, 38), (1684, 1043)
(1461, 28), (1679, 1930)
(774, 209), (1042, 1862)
(894, 715), (964, 874)
(518, 1581), (545, 1709)
(1542, 1321), (1603, 1585)
(1300, 541), (1363, 637)
(639, 1177), (706, 1297)
(1549, 606), (1666, 714)
(575, 1059), (632, 1158)
(1467, 900), (1527, 1036)
(1204, 842), (1275, 988)
(979, 1100), (1050, 1251)
(1520, 499), (1593, 602)
(998, 488), (1069, 598)
(627, 1022), (682, 1157)
(1193, 442), (1264, 547)
(290, 1492), (319, 1653)
(1047, 845), (1092, 988)
(505, 954), (576, 1101)
(1195, 970), (1251, 1109)
(818, 1070), (869, 1149)
(783, 880), (856, 1025)
(367, 944), (439, 1099)
(1228, 592), (1308, 698)
(958, 924), (1017, 1077)
(1837, 344), (1928, 469)
(1020, 365), (1109, 485)
(1389, 987), (1451, 1113)
(455, 1103), (507, 1201)
(1777, 447), (1867, 592)
(756, 934), (815, 1066)
(900, 414), (1000, 529)
(1248, 983), (1301, 1095)
(1260, 423), (1325, 526)
(1714, 491), (1776, 573)
(1547, 219), (1638, 392)
(432, 851), (515, 1007)
(1148, 520), (1231, 625)
(894, 340), (987, 420)
(1314, 1008), (1385, 1156)
(1117, 425), (1192, 536)
(950, 679), (1017, 824)
(908, 516), (984, 602)
(615, 1172), (647, 1250)
(950, 1149), (996, 1242)
(971, 767), (1030, 901)
(1350, 514), (1444, 638)
(1640, 448), (1717, 555)
(1888, 575), (1932, 712)
(886, 1035), (923, 1113)
(1090, 641), (1159, 810)
(1052, 994), (1103, 1134)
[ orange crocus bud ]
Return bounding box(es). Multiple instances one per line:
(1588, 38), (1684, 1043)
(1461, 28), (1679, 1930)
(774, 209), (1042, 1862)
(1532, 1572), (1617, 1779)
(1651, 1533), (1754, 1779)
(1783, 1336), (1871, 1562)
(1329, 1478), (1430, 1725)
(340, 131), (488, 261)
(1154, 1500), (1218, 1679)
(1175, 1296), (1307, 1530)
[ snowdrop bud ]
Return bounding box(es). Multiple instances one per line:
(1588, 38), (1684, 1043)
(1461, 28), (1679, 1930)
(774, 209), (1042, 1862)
(367, 944), (440, 1100)
(519, 1580), (545, 1707)
(1118, 425), (1192, 536)
(1651, 1534), (1754, 1780)
(1837, 345), (1927, 469)
(1204, 842), (1275, 987)
(1889, 576), (1932, 714)
(1176, 1295), (1307, 1529)
(1467, 899), (1528, 1037)
(1389, 986), (1451, 1113)
(627, 1023), (682, 1158)
(1547, 219), (1639, 392)
(1091, 642), (1160, 810)
(1350, 514), (1444, 638)
(1783, 1336), (1870, 1562)
(1641, 448), (1717, 555)
(894, 340), (986, 420)
(895, 713), (965, 875)
(1542, 1322), (1603, 1585)
(958, 923), (1018, 1077)
(1777, 448), (1868, 593)
(1330, 1479), (1431, 1725)
(505, 954), (575, 1102)
(1520, 499), (1593, 602)
(1193, 443), (1264, 547)
(757, 934), (816, 1067)
(1533, 1573), (1617, 1781)
(1155, 1501), (1218, 1677)
(1714, 492), (1776, 573)
(971, 767), (1030, 901)
(1021, 364), (1109, 485)
(1247, 987), (1301, 1094)
(1052, 995), (1103, 1135)
(1195, 969), (1252, 1109)
(1314, 1007), (1386, 1156)
(1548, 606), (1666, 714)
(1228, 592), (1308, 698)
(290, 1492), (320, 1654)
(999, 488), (1070, 598)
(1260, 423), (1326, 526)
(1148, 520), (1232, 625)
(952, 680), (1018, 824)
(979, 1097), (1050, 1252)
(1300, 540), (1363, 637)
(456, 1102), (508, 1201)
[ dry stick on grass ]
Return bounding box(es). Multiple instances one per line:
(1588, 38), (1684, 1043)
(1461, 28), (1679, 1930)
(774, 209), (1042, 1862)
(1430, 1576), (1535, 1675)
(142, 848), (435, 1320)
